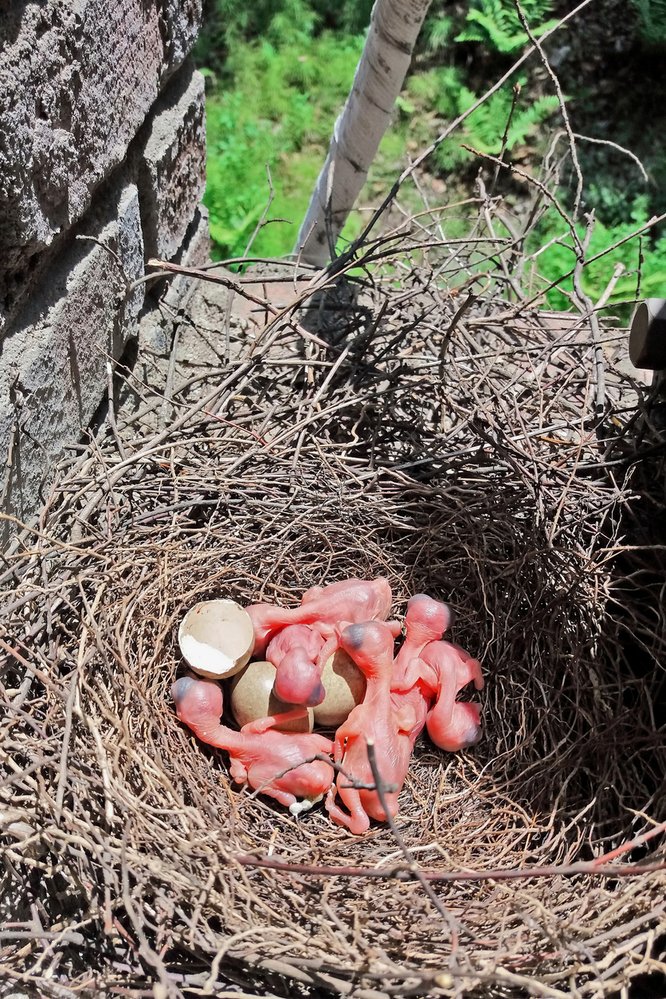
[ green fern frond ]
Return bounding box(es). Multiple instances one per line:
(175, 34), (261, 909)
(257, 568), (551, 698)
(455, 0), (558, 54)
(506, 94), (560, 146)
(456, 10), (524, 53)
(630, 0), (666, 43)
(435, 80), (560, 168)
(425, 15), (454, 52)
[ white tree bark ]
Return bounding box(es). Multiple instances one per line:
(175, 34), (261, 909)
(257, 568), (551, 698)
(296, 0), (432, 267)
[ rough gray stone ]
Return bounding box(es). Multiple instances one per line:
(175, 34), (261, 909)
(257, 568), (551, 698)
(1, 2), (157, 251)
(138, 65), (207, 261)
(0, 0), (202, 324)
(140, 204), (211, 354)
(156, 202), (211, 310)
(0, 182), (145, 541)
(117, 263), (247, 438)
(161, 0), (203, 71)
(164, 203), (211, 304)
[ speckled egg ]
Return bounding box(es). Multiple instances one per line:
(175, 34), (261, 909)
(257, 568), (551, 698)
(313, 650), (366, 728)
(230, 660), (314, 733)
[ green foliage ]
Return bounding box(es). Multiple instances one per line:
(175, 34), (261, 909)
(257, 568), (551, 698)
(418, 71), (560, 172)
(527, 197), (666, 310)
(199, 0), (663, 317)
(196, 0), (320, 75)
(423, 14), (454, 52)
(310, 0), (373, 33)
(196, 0), (373, 70)
(584, 181), (640, 229)
(630, 0), (666, 44)
(455, 0), (558, 53)
(201, 1), (562, 261)
(203, 32), (364, 258)
(204, 95), (272, 252)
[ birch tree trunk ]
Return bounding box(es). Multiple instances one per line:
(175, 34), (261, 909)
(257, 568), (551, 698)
(296, 0), (432, 267)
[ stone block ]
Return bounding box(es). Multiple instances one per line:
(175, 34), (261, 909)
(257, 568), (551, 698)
(0, 182), (145, 540)
(161, 0), (203, 71)
(160, 203), (211, 308)
(0, 0), (202, 327)
(138, 65), (207, 261)
(139, 204), (211, 354)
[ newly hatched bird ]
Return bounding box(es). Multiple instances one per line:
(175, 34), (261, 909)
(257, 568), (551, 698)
(391, 593), (452, 691)
(172, 674), (334, 813)
(265, 624), (325, 706)
(248, 578), (400, 706)
(418, 641), (484, 752)
(325, 621), (428, 834)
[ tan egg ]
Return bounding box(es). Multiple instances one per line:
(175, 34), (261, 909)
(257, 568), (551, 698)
(230, 660), (314, 733)
(313, 650), (366, 728)
(178, 599), (254, 680)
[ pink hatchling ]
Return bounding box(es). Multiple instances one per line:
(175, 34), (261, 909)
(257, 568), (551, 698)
(172, 674), (334, 812)
(248, 578), (400, 706)
(418, 641), (484, 752)
(392, 593), (452, 690)
(265, 624), (326, 707)
(325, 621), (429, 835)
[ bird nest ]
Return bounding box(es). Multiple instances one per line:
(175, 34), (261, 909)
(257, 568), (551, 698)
(2, 235), (666, 999)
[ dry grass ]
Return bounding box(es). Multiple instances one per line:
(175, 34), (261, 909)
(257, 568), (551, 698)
(2, 196), (666, 998)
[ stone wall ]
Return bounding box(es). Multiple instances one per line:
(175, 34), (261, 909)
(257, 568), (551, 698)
(0, 0), (210, 543)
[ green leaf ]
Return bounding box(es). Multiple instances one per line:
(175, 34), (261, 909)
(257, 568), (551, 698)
(506, 94), (560, 146)
(455, 0), (558, 54)
(630, 0), (666, 44)
(395, 95), (416, 116)
(425, 15), (454, 52)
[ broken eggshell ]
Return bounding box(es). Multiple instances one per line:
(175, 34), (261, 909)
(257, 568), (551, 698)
(313, 649), (366, 728)
(178, 599), (254, 680)
(230, 660), (314, 733)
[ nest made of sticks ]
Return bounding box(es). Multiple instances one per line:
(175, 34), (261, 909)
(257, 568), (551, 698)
(2, 224), (666, 999)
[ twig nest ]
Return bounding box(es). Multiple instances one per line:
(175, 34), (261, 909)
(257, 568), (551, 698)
(230, 660), (314, 732)
(313, 650), (366, 728)
(178, 599), (254, 680)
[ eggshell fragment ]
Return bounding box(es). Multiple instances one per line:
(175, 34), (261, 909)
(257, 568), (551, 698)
(313, 650), (366, 728)
(230, 660), (314, 733)
(178, 600), (254, 680)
